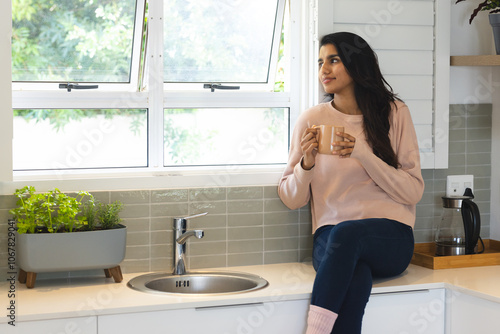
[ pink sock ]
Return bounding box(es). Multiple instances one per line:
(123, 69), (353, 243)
(306, 305), (338, 334)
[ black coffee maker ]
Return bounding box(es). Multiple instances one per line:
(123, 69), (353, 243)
(434, 188), (483, 256)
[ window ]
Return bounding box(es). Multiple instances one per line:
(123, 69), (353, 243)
(13, 109), (147, 170)
(163, 108), (289, 166)
(11, 0), (294, 176)
(163, 0), (282, 85)
(12, 0), (144, 90)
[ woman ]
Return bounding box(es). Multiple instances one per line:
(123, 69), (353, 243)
(278, 32), (424, 334)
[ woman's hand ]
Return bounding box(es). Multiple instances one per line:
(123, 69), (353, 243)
(300, 126), (318, 170)
(332, 131), (356, 158)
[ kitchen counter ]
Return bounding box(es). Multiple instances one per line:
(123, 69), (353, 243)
(2, 263), (500, 323)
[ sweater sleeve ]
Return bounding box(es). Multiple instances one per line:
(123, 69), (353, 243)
(278, 117), (315, 210)
(350, 104), (424, 205)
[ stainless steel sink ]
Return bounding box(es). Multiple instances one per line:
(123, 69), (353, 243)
(127, 271), (268, 295)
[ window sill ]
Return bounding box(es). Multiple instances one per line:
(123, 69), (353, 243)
(7, 165), (286, 194)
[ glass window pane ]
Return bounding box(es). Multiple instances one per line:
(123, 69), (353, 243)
(164, 108), (289, 166)
(13, 109), (148, 170)
(163, 0), (280, 83)
(12, 0), (138, 82)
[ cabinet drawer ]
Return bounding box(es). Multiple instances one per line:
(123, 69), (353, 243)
(363, 288), (445, 334)
(0, 316), (97, 334)
(98, 300), (309, 334)
(449, 292), (500, 333)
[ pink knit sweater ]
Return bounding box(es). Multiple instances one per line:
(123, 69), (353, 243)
(278, 100), (424, 233)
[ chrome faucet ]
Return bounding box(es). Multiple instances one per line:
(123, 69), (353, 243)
(173, 212), (207, 275)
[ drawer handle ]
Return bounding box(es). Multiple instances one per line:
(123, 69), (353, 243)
(195, 302), (264, 311)
(371, 289), (430, 296)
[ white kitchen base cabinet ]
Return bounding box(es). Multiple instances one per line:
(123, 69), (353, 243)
(448, 291), (500, 333)
(362, 288), (445, 334)
(0, 316), (97, 334)
(98, 289), (447, 334)
(0, 289), (447, 334)
(98, 299), (309, 334)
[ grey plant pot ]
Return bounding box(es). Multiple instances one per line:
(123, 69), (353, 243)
(490, 13), (500, 55)
(15, 224), (127, 273)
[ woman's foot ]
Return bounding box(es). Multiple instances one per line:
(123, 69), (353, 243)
(306, 305), (338, 334)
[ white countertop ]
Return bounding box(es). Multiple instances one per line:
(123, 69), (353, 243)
(2, 263), (500, 323)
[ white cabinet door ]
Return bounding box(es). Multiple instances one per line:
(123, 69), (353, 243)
(98, 300), (309, 334)
(0, 316), (97, 334)
(448, 291), (500, 333)
(362, 288), (445, 334)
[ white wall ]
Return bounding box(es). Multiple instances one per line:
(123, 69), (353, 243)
(492, 71), (500, 240)
(450, 1), (495, 104)
(449, 2), (500, 240)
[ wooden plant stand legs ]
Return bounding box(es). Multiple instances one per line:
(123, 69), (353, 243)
(18, 269), (37, 289)
(18, 265), (123, 289)
(104, 266), (123, 283)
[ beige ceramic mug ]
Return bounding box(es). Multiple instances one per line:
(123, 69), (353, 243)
(315, 125), (344, 154)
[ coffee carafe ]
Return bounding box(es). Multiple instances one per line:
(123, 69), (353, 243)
(435, 188), (482, 256)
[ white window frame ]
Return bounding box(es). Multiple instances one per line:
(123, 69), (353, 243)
(3, 0), (311, 193)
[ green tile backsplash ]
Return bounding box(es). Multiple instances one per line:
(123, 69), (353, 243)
(0, 104), (492, 280)
(98, 184), (310, 274)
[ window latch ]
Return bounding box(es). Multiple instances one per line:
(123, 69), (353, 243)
(203, 83), (240, 92)
(59, 83), (99, 92)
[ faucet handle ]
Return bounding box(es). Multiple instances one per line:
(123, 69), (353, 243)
(181, 212), (208, 220)
(173, 212), (208, 228)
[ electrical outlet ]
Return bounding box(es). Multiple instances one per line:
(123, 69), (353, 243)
(446, 175), (474, 197)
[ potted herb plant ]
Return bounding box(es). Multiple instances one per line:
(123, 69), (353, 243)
(9, 186), (127, 288)
(456, 0), (500, 54)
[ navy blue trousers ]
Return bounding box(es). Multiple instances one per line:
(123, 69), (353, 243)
(311, 218), (415, 334)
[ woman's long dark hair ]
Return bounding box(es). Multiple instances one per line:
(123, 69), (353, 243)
(321, 32), (400, 169)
